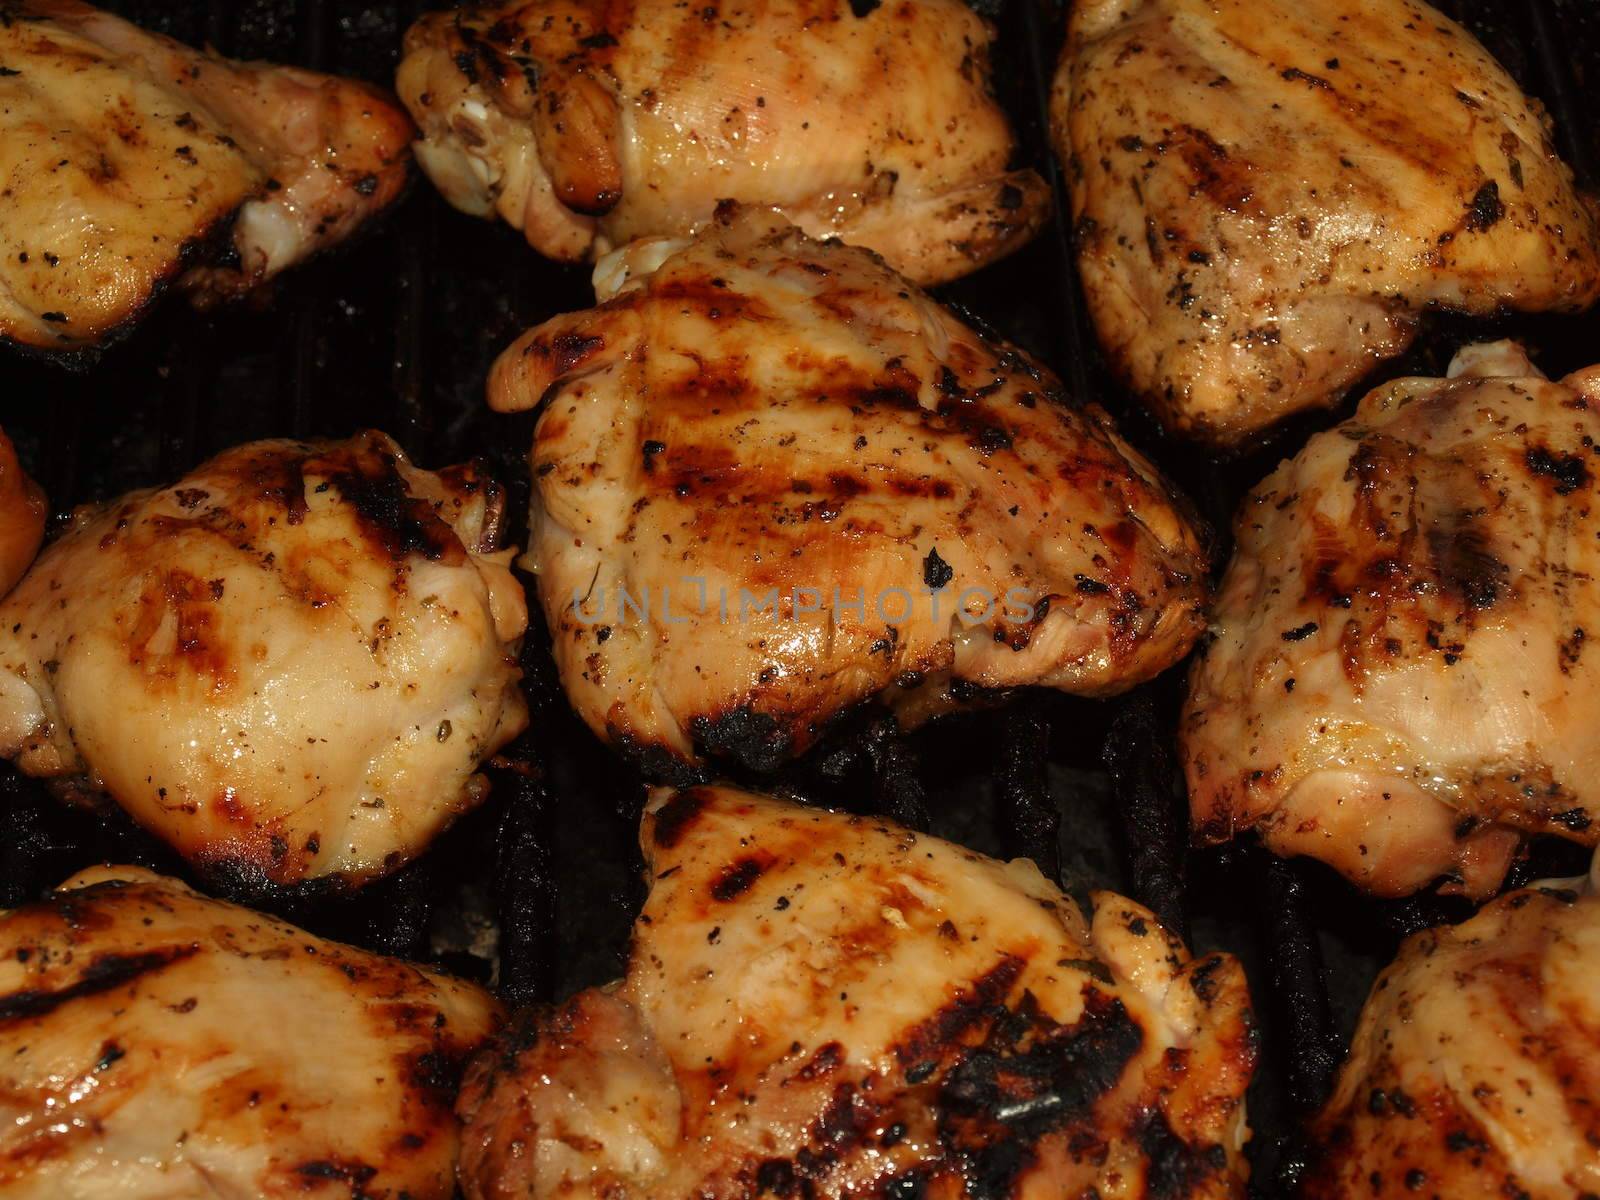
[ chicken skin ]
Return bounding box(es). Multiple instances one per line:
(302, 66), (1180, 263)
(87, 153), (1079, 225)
(0, 431), (44, 599)
(0, 0), (413, 357)
(491, 208), (1208, 774)
(0, 865), (502, 1199)
(396, 0), (1049, 285)
(0, 432), (528, 889)
(457, 784), (1256, 1200)
(1052, 0), (1600, 445)
(1184, 342), (1600, 898)
(1305, 859), (1600, 1199)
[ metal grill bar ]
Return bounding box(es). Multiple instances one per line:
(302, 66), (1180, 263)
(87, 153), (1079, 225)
(996, 698), (1059, 882)
(1101, 692), (1190, 941)
(1256, 857), (1340, 1110)
(863, 717), (932, 833)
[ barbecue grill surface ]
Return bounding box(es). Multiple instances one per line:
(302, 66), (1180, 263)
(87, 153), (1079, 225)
(1, 2), (1597, 1197)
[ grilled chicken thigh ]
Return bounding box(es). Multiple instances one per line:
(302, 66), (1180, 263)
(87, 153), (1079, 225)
(491, 208), (1207, 773)
(1052, 0), (1600, 445)
(1185, 342), (1600, 898)
(0, 865), (502, 1199)
(458, 784), (1256, 1200)
(0, 432), (528, 888)
(0, 0), (413, 356)
(1306, 859), (1600, 1199)
(0, 432), (44, 599)
(396, 0), (1048, 284)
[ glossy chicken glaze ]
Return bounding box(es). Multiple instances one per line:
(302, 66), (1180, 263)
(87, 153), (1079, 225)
(1306, 859), (1600, 1198)
(1185, 342), (1600, 898)
(490, 208), (1208, 774)
(1052, 0), (1600, 445)
(457, 784), (1256, 1199)
(396, 0), (1049, 284)
(0, 432), (528, 888)
(0, 866), (502, 1199)
(0, 0), (413, 356)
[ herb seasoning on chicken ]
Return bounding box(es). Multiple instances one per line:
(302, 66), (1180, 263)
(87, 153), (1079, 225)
(397, 0), (1049, 284)
(458, 784), (1256, 1200)
(1185, 342), (1600, 897)
(1306, 857), (1600, 1198)
(491, 207), (1208, 774)
(1052, 0), (1600, 445)
(0, 0), (413, 356)
(0, 866), (502, 1198)
(0, 432), (528, 889)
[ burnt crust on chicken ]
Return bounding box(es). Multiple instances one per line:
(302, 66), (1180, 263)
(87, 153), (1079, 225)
(1052, 0), (1600, 446)
(490, 207), (1209, 773)
(0, 0), (414, 358)
(396, 0), (1050, 284)
(1184, 341), (1600, 898)
(0, 865), (503, 1198)
(0, 432), (528, 890)
(456, 784), (1256, 1199)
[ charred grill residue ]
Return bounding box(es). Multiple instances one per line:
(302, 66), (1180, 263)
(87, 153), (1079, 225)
(923, 547), (954, 590)
(651, 786), (714, 849)
(320, 445), (462, 565)
(935, 989), (1146, 1197)
(410, 1046), (466, 1107)
(294, 1158), (379, 1188)
(710, 852), (775, 901)
(1465, 181), (1505, 232)
(1526, 445), (1590, 495)
(1137, 1106), (1230, 1199)
(0, 944), (200, 1024)
(1426, 522), (1507, 610)
(690, 705), (793, 773)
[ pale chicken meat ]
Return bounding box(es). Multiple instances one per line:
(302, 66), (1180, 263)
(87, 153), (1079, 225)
(1184, 342), (1600, 898)
(396, 0), (1049, 285)
(491, 208), (1208, 774)
(1052, 0), (1600, 445)
(0, 431), (44, 599)
(0, 432), (528, 889)
(1305, 859), (1600, 1199)
(0, 865), (502, 1199)
(457, 784), (1256, 1200)
(0, 0), (413, 356)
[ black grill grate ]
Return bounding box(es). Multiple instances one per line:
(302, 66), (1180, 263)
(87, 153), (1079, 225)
(0, 2), (1597, 1196)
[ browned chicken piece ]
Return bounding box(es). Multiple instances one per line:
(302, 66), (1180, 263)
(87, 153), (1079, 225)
(0, 864), (502, 1199)
(1052, 0), (1600, 446)
(396, 0), (1049, 285)
(0, 431), (44, 598)
(0, 432), (528, 889)
(1305, 859), (1600, 1199)
(0, 0), (413, 357)
(1184, 342), (1600, 898)
(458, 784), (1257, 1200)
(491, 208), (1208, 774)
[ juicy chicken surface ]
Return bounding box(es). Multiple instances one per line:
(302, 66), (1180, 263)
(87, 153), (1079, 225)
(0, 432), (528, 888)
(491, 209), (1208, 774)
(0, 431), (44, 599)
(1052, 0), (1600, 445)
(0, 865), (502, 1199)
(1184, 342), (1600, 898)
(0, 0), (413, 356)
(396, 0), (1049, 285)
(1306, 860), (1600, 1199)
(458, 784), (1257, 1200)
